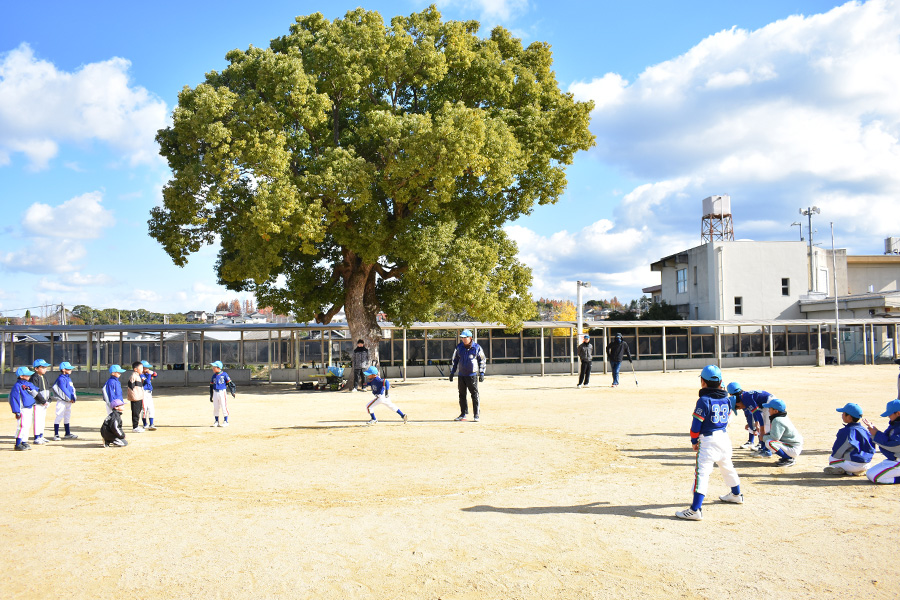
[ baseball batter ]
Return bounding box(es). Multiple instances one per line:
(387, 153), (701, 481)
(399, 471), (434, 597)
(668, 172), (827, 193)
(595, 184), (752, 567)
(363, 366), (408, 425)
(51, 361), (79, 440)
(676, 365), (743, 521)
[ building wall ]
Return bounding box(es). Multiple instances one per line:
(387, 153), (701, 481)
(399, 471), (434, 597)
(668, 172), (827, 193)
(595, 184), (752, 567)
(848, 263), (900, 294)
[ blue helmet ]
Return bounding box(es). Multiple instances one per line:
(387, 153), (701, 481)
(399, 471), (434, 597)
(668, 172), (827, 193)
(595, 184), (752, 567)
(700, 365), (722, 382)
(460, 329), (473, 338)
(726, 382), (742, 395)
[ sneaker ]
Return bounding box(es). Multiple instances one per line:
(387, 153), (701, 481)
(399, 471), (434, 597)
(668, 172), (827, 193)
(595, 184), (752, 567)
(212, 422), (220, 427)
(675, 508), (702, 521)
(454, 415), (468, 421)
(133, 427), (145, 433)
(33, 437), (47, 445)
(65, 433), (79, 440)
(14, 443), (30, 451)
(776, 457), (795, 467)
(147, 425), (156, 431)
(719, 492), (744, 504)
(366, 419), (377, 426)
(112, 439), (127, 447)
(739, 441), (755, 449)
(402, 414), (408, 424)
(473, 415), (480, 422)
(53, 435), (62, 441)
(103, 441), (111, 448)
(576, 384), (582, 389)
(823, 466), (846, 475)
(221, 421), (229, 427)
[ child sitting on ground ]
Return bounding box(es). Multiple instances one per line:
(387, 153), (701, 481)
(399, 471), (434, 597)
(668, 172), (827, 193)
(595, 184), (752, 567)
(824, 403), (874, 476)
(761, 398), (803, 467)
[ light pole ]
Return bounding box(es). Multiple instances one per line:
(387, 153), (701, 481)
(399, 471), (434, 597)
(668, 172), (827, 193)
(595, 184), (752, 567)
(799, 206), (820, 291)
(576, 280), (591, 342)
(790, 221), (803, 241)
(831, 222), (841, 365)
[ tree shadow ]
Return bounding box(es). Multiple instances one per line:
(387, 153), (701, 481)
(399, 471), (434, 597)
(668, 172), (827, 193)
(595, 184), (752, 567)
(462, 501), (694, 520)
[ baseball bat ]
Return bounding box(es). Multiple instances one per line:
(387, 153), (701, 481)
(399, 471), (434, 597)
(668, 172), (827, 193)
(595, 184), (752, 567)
(630, 361), (639, 386)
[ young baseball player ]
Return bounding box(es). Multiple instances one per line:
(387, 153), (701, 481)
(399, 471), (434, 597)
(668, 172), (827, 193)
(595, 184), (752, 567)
(449, 329), (486, 421)
(102, 365), (127, 414)
(862, 398), (900, 484)
(51, 361), (79, 440)
(576, 334), (593, 388)
(140, 360), (157, 430)
(126, 362), (145, 433)
(350, 339), (370, 392)
(726, 382), (773, 456)
(761, 398), (803, 466)
(100, 403), (128, 447)
(209, 361), (233, 427)
(824, 403), (874, 476)
(29, 358), (53, 444)
(676, 365), (743, 521)
(363, 365), (408, 425)
(9, 366), (39, 450)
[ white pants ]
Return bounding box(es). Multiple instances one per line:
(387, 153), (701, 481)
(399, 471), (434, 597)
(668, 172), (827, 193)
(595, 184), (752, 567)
(366, 394), (400, 415)
(142, 391), (155, 420)
(15, 406), (34, 442)
(55, 400), (73, 425)
(213, 389), (229, 419)
(765, 440), (802, 458)
(866, 459), (900, 484)
(693, 430), (740, 496)
(32, 403), (49, 438)
(827, 456), (868, 474)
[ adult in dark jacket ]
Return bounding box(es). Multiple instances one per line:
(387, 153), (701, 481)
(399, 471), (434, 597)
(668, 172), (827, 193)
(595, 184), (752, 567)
(350, 340), (370, 392)
(605, 333), (632, 387)
(449, 329), (486, 422)
(576, 334), (593, 388)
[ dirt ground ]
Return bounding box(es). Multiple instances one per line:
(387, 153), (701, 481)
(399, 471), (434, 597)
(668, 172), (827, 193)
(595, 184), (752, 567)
(2, 364), (898, 599)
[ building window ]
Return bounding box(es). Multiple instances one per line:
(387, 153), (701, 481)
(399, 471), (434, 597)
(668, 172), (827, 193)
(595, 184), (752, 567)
(676, 268), (687, 293)
(734, 296), (743, 316)
(693, 266), (698, 286)
(781, 278), (790, 296)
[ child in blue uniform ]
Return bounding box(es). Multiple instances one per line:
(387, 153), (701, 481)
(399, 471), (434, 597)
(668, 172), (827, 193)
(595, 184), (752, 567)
(363, 366), (408, 425)
(676, 365), (743, 521)
(824, 403), (874, 476)
(726, 382), (773, 455)
(862, 399), (900, 484)
(51, 361), (79, 440)
(9, 367), (40, 450)
(102, 365), (127, 414)
(209, 361), (233, 427)
(140, 360), (158, 430)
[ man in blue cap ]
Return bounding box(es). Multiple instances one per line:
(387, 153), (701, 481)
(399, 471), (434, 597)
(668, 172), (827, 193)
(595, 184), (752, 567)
(449, 329), (486, 422)
(862, 398), (900, 484)
(51, 361), (79, 440)
(29, 359), (53, 444)
(824, 403), (874, 476)
(9, 366), (40, 450)
(676, 364), (743, 521)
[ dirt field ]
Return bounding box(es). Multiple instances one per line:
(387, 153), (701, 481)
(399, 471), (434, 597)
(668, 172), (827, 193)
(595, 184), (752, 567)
(2, 364), (898, 599)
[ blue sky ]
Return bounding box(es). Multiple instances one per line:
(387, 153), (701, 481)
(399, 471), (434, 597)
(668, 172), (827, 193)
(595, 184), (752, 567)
(2, 0), (898, 317)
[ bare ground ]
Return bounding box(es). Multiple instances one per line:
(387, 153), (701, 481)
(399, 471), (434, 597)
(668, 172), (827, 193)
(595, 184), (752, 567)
(2, 364), (898, 599)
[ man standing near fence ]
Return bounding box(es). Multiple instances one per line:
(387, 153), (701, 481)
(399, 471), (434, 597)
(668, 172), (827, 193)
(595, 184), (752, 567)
(606, 333), (633, 387)
(577, 334), (593, 388)
(449, 330), (486, 422)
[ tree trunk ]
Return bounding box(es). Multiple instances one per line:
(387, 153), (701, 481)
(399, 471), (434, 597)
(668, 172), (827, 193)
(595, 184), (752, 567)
(343, 260), (383, 367)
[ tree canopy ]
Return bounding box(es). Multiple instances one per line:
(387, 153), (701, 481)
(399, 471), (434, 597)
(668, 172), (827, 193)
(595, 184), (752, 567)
(151, 5), (594, 350)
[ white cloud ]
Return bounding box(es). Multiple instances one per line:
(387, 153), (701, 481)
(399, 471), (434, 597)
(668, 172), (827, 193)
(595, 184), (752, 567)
(0, 237), (87, 273)
(22, 191), (114, 238)
(437, 0), (528, 22)
(0, 43), (168, 170)
(569, 0), (900, 255)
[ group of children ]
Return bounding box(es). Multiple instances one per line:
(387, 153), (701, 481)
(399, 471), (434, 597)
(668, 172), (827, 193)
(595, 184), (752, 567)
(678, 364), (900, 520)
(100, 360), (158, 447)
(9, 360), (80, 450)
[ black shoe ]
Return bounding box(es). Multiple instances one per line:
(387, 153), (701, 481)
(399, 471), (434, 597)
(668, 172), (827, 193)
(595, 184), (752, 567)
(473, 414), (480, 422)
(776, 457), (795, 466)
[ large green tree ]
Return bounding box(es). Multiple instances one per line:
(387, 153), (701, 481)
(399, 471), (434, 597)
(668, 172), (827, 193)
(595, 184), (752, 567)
(151, 6), (594, 354)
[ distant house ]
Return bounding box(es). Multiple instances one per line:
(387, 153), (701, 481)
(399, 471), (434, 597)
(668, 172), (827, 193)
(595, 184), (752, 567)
(641, 285), (662, 304)
(245, 312), (268, 324)
(184, 310), (208, 322)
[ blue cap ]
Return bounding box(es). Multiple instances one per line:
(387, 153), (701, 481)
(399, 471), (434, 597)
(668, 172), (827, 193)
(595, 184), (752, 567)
(141, 360), (153, 368)
(59, 361), (74, 370)
(726, 382), (742, 395)
(210, 361), (224, 369)
(363, 366), (379, 377)
(836, 403), (863, 419)
(583, 334), (590, 340)
(880, 399), (900, 417)
(700, 365), (722, 382)
(33, 359), (51, 368)
(109, 364), (127, 374)
(460, 330), (473, 338)
(17, 366), (35, 377)
(728, 396), (738, 414)
(762, 398), (786, 412)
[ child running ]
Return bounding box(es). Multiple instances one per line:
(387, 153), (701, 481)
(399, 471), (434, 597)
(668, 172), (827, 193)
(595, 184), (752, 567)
(363, 366), (408, 425)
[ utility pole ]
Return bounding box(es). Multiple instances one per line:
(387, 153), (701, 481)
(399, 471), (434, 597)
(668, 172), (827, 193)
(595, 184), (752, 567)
(800, 206), (820, 291)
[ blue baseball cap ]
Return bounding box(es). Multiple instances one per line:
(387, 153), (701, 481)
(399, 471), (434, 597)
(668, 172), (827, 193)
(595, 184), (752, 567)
(210, 361), (224, 369)
(762, 398), (786, 412)
(460, 329), (473, 338)
(583, 334), (590, 340)
(836, 403), (863, 419)
(59, 361), (74, 370)
(726, 382), (742, 395)
(364, 366), (379, 377)
(109, 364), (127, 374)
(728, 396), (738, 414)
(33, 359), (51, 368)
(700, 365), (722, 382)
(141, 360), (153, 368)
(880, 399), (900, 417)
(17, 366), (35, 377)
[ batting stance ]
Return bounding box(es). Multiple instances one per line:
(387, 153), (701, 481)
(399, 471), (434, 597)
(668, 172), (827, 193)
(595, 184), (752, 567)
(676, 365), (743, 521)
(449, 329), (486, 422)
